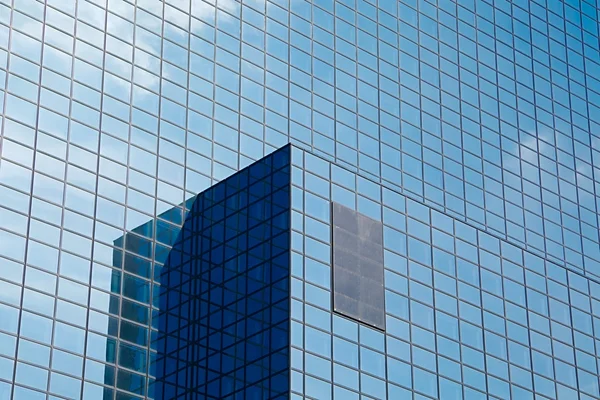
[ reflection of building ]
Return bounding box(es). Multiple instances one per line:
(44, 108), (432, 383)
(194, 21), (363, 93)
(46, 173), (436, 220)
(98, 147), (291, 399)
(100, 144), (600, 399)
(103, 206), (188, 398)
(111, 199), (196, 397)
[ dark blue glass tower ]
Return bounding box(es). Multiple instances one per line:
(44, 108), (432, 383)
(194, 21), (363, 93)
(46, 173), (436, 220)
(154, 146), (290, 399)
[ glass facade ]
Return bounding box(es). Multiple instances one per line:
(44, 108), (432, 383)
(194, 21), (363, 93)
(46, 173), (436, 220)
(154, 146), (290, 399)
(0, 0), (599, 399)
(288, 144), (600, 399)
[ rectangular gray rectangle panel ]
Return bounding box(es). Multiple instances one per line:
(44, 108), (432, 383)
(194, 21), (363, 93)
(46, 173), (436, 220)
(332, 202), (385, 330)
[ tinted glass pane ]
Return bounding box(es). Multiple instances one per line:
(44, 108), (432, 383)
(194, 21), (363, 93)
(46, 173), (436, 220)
(332, 203), (385, 329)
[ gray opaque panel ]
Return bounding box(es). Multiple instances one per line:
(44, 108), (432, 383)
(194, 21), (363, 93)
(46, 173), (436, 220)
(358, 240), (384, 262)
(359, 302), (385, 329)
(359, 257), (384, 283)
(333, 267), (359, 297)
(333, 228), (383, 265)
(358, 214), (383, 245)
(334, 292), (360, 317)
(360, 279), (384, 307)
(333, 248), (360, 273)
(333, 226), (359, 252)
(332, 202), (385, 330)
(332, 203), (359, 234)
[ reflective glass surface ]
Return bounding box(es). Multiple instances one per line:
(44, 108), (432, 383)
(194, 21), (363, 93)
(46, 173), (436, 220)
(290, 145), (600, 400)
(0, 0), (599, 398)
(154, 146), (290, 399)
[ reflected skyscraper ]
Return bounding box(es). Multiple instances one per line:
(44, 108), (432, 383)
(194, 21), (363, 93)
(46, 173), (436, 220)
(1, 0), (600, 399)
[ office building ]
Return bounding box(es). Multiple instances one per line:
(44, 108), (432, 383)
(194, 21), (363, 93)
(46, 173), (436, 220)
(1, 0), (600, 399)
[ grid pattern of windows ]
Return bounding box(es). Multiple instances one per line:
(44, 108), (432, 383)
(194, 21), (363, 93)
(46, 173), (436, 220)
(0, 0), (598, 283)
(0, 187), (186, 400)
(154, 146), (291, 399)
(290, 146), (600, 400)
(0, 0), (599, 398)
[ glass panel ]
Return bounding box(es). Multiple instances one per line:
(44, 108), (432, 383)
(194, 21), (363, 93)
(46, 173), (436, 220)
(332, 202), (385, 329)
